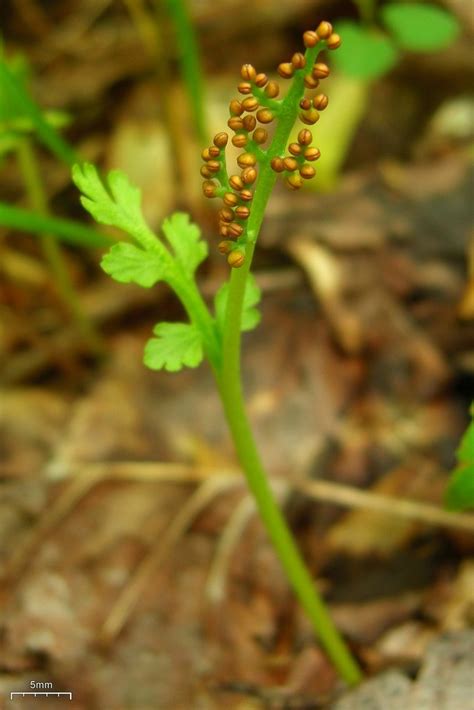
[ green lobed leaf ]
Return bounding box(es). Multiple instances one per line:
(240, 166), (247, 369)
(72, 163), (156, 249)
(100, 242), (166, 287)
(74, 165), (213, 305)
(143, 322), (204, 372)
(214, 272), (261, 334)
(445, 405), (474, 511)
(73, 163), (141, 229)
(381, 3), (460, 52)
(332, 21), (398, 79)
(162, 212), (208, 277)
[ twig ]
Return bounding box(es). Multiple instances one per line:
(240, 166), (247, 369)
(296, 479), (474, 533)
(2, 462), (238, 581)
(205, 495), (256, 603)
(100, 475), (242, 642)
(206, 479), (289, 604)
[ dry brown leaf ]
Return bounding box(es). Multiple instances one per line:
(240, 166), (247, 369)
(326, 460), (441, 556)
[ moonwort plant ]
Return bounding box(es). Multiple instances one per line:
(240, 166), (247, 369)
(72, 22), (362, 684)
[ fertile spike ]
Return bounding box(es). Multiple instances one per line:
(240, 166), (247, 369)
(201, 22), (342, 262)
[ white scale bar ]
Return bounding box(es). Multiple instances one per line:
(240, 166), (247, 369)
(10, 692), (72, 700)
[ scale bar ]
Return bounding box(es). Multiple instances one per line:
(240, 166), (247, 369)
(10, 692), (72, 700)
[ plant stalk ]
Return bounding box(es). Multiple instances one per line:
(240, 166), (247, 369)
(217, 44), (363, 685)
(216, 369), (361, 685)
(163, 0), (206, 145)
(0, 202), (113, 248)
(16, 137), (103, 352)
(354, 0), (377, 24)
(0, 61), (79, 167)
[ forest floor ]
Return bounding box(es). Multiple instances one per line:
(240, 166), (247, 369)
(1, 1), (473, 708)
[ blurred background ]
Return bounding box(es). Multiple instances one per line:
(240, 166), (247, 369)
(0, 1), (473, 708)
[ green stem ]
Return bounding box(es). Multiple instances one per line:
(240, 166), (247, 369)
(123, 0), (204, 202)
(217, 45), (362, 685)
(0, 202), (113, 248)
(163, 0), (207, 145)
(216, 373), (361, 685)
(0, 61), (79, 167)
(15, 137), (103, 352)
(353, 0), (377, 24)
(172, 275), (221, 372)
(122, 0), (158, 58)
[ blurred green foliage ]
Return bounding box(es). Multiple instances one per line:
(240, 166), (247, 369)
(381, 3), (460, 51)
(334, 2), (460, 79)
(0, 54), (77, 165)
(446, 404), (474, 511)
(333, 22), (398, 79)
